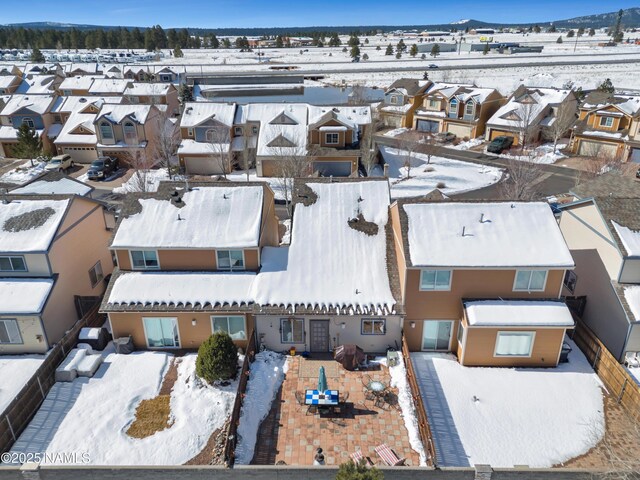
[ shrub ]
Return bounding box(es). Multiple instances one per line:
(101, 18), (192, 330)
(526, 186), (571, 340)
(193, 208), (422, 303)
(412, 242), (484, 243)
(436, 181), (447, 189)
(336, 460), (383, 480)
(196, 332), (238, 383)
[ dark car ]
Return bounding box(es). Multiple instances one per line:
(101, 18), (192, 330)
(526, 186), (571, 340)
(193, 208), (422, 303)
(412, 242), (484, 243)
(428, 64), (438, 69)
(487, 136), (514, 154)
(636, 167), (640, 179)
(86, 157), (119, 181)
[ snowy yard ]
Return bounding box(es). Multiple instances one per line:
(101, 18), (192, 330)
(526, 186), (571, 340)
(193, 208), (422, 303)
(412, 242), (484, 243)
(111, 169), (173, 194)
(8, 348), (238, 465)
(379, 146), (502, 199)
(0, 355), (45, 413)
(0, 160), (45, 185)
(226, 169), (287, 201)
(410, 340), (605, 468)
(486, 143), (568, 164)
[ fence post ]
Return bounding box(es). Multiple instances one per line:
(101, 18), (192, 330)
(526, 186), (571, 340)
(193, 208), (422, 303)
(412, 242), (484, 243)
(36, 377), (45, 399)
(617, 379), (627, 404)
(593, 346), (601, 369)
(5, 415), (15, 441)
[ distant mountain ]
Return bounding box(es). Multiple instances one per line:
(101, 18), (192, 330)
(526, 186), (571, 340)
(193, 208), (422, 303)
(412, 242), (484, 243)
(552, 7), (640, 28)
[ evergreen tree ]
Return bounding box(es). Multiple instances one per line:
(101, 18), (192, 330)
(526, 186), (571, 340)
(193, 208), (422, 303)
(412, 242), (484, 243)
(556, 36), (563, 44)
(597, 78), (615, 94)
(566, 30), (575, 38)
(611, 9), (624, 42)
(395, 51), (402, 59)
(350, 45), (360, 58)
(376, 45), (381, 51)
(30, 47), (44, 62)
(328, 33), (341, 47)
(222, 38), (231, 48)
(588, 28), (596, 36)
(533, 25), (541, 33)
(275, 35), (284, 48)
(410, 44), (418, 57)
(364, 38), (369, 44)
(577, 27), (585, 36)
(13, 124), (43, 160)
(362, 53), (369, 61)
(421, 53), (426, 60)
(548, 24), (557, 33)
(483, 43), (490, 55)
(173, 46), (184, 58)
(385, 44), (393, 55)
(178, 83), (194, 103)
(430, 43), (440, 57)
(397, 39), (406, 52)
(210, 34), (220, 49)
(348, 35), (360, 47)
(335, 460), (383, 480)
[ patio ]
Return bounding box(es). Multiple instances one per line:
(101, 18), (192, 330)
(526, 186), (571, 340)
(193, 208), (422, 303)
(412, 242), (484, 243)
(251, 354), (421, 466)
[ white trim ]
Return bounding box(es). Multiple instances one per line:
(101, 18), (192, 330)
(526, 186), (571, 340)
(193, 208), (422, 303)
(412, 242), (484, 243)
(512, 269), (548, 292)
(421, 319), (454, 351)
(558, 271), (566, 298)
(493, 330), (536, 358)
(142, 316), (181, 349)
(210, 314), (248, 341)
(128, 249), (161, 271)
(0, 318), (23, 345)
(325, 132), (340, 145)
(215, 249), (246, 271)
(419, 269), (453, 291)
(0, 255), (28, 272)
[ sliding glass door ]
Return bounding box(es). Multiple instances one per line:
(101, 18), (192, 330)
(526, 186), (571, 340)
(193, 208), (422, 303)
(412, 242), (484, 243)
(422, 320), (453, 351)
(143, 317), (179, 348)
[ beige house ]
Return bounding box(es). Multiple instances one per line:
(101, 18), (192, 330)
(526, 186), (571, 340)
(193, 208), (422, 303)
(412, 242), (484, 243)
(390, 198), (575, 367)
(379, 78), (431, 128)
(0, 195), (114, 354)
(101, 181), (280, 351)
(59, 75), (105, 96)
(0, 75), (22, 95)
(123, 82), (179, 116)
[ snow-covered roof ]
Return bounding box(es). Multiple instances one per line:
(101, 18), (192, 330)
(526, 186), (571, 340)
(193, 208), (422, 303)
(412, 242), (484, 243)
(464, 300), (574, 327)
(54, 95), (122, 114)
(240, 104), (308, 157)
(624, 286), (640, 322)
(612, 221), (640, 257)
(177, 139), (229, 155)
(0, 279), (54, 314)
(0, 198), (69, 252)
(180, 102), (236, 128)
(252, 180), (396, 314)
(0, 75), (18, 89)
(1, 94), (55, 116)
(11, 175), (93, 196)
(55, 112), (97, 145)
(124, 82), (173, 97)
(111, 185), (265, 249)
(96, 104), (152, 124)
(488, 87), (572, 129)
(16, 75), (57, 95)
(402, 202), (574, 268)
(88, 78), (132, 94)
(308, 105), (371, 129)
(426, 82), (495, 105)
(59, 75), (103, 91)
(104, 271), (255, 310)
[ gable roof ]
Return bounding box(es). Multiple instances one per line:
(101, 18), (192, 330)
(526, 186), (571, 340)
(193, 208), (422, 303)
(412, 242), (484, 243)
(308, 105), (372, 130)
(387, 79), (431, 97)
(96, 104), (152, 124)
(571, 172), (640, 200)
(488, 87), (572, 129)
(593, 197), (640, 258)
(180, 102), (236, 128)
(124, 82), (173, 97)
(1, 94), (56, 116)
(582, 91), (640, 117)
(54, 112), (97, 145)
(88, 78), (132, 95)
(59, 75), (103, 91)
(10, 172), (93, 196)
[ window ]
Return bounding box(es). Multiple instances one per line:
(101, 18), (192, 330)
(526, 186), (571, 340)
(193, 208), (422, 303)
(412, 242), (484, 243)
(251, 125), (258, 135)
(599, 116), (614, 128)
(234, 126), (244, 136)
(22, 117), (35, 128)
(205, 129), (217, 142)
(62, 90), (72, 96)
(325, 133), (339, 145)
(420, 270), (452, 291)
(422, 320), (453, 351)
(362, 318), (385, 335)
(465, 102), (475, 116)
(428, 98), (439, 108)
(495, 331), (535, 357)
(216, 250), (245, 271)
(449, 99), (458, 110)
(187, 127), (194, 137)
(389, 95), (398, 105)
(143, 317), (179, 348)
(514, 270), (547, 291)
(123, 122), (137, 143)
(212, 316), (247, 340)
(99, 122), (114, 140)
(130, 250), (159, 270)
(457, 322), (464, 344)
(281, 318), (304, 343)
(88, 261), (103, 288)
(0, 319), (22, 344)
(0, 256), (27, 272)
(564, 270), (577, 294)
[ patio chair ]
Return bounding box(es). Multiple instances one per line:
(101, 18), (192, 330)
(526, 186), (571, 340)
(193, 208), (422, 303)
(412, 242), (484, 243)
(339, 391), (350, 404)
(295, 391), (317, 416)
(375, 443), (406, 467)
(350, 450), (374, 466)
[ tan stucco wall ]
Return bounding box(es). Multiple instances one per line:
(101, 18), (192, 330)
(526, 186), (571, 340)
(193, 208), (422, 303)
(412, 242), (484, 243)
(108, 311), (254, 350)
(389, 203), (407, 299)
(0, 316), (47, 354)
(114, 248), (260, 271)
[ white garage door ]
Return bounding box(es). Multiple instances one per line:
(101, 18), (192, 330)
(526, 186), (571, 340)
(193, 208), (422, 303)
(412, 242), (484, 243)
(629, 148), (640, 163)
(313, 161), (352, 177)
(578, 140), (617, 158)
(446, 123), (473, 139)
(184, 156), (224, 175)
(63, 146), (98, 164)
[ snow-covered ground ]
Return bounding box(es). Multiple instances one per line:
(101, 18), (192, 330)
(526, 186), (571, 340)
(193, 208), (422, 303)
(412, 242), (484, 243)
(0, 355), (45, 413)
(226, 169), (287, 201)
(410, 340), (605, 468)
(487, 143), (568, 164)
(234, 351), (288, 465)
(384, 127), (410, 138)
(8, 348), (238, 465)
(379, 146), (502, 199)
(447, 138), (484, 151)
(112, 169), (172, 194)
(0, 160), (45, 185)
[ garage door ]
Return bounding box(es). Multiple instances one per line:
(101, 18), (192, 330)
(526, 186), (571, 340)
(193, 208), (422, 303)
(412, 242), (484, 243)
(184, 156), (224, 175)
(385, 116), (402, 128)
(446, 123), (473, 139)
(629, 148), (640, 163)
(578, 140), (617, 158)
(63, 146), (98, 164)
(489, 129), (519, 145)
(416, 119), (440, 133)
(313, 161), (352, 177)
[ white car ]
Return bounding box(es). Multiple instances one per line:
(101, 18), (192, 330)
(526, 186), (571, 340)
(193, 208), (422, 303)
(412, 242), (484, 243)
(45, 154), (74, 172)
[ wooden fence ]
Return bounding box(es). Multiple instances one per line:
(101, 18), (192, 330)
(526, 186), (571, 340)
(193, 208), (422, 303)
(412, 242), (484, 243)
(223, 329), (258, 467)
(401, 334), (438, 467)
(0, 303), (106, 454)
(570, 320), (640, 421)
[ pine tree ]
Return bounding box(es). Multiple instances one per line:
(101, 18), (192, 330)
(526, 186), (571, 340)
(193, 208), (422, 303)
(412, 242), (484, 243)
(556, 36), (563, 44)
(566, 30), (575, 38)
(328, 33), (341, 47)
(577, 27), (585, 36)
(13, 124), (43, 160)
(30, 47), (44, 62)
(397, 39), (406, 52)
(210, 34), (220, 49)
(178, 84), (194, 103)
(533, 25), (541, 33)
(173, 46), (184, 58)
(430, 43), (440, 57)
(275, 35), (284, 48)
(395, 51), (402, 59)
(588, 28), (596, 36)
(483, 43), (490, 55)
(385, 44), (393, 55)
(611, 9), (624, 42)
(597, 78), (615, 94)
(350, 45), (360, 58)
(548, 24), (557, 33)
(348, 35), (360, 47)
(376, 45), (381, 51)
(364, 38), (369, 44)
(362, 53), (369, 61)
(410, 44), (418, 57)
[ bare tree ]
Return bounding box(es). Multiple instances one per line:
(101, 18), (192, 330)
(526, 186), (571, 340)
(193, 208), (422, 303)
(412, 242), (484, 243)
(347, 82), (369, 106)
(153, 109), (180, 180)
(207, 126), (234, 179)
(575, 144), (624, 183)
(397, 131), (421, 179)
(124, 149), (157, 193)
(547, 102), (577, 153)
(589, 415), (640, 480)
(498, 157), (546, 201)
(515, 101), (540, 153)
(237, 126), (255, 182)
(270, 128), (312, 216)
(360, 120), (380, 176)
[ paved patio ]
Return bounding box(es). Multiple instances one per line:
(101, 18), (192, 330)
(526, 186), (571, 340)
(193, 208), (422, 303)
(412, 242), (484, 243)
(252, 355), (420, 467)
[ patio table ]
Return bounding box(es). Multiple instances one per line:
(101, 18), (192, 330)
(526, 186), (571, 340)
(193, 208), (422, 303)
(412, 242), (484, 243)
(305, 389), (339, 406)
(367, 381), (386, 392)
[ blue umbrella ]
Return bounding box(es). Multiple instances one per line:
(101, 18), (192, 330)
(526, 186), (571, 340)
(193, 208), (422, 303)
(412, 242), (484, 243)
(318, 366), (328, 392)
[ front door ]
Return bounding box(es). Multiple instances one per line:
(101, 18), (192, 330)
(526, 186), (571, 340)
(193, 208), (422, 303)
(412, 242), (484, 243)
(422, 320), (453, 351)
(310, 319), (330, 352)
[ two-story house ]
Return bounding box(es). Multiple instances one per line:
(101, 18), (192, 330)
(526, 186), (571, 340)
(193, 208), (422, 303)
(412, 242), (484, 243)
(94, 104), (162, 163)
(390, 199), (575, 367)
(66, 63), (102, 77)
(0, 75), (22, 95)
(16, 74), (64, 96)
(571, 91), (640, 162)
(379, 79), (431, 129)
(88, 78), (133, 97)
(0, 194), (114, 354)
(177, 102), (237, 175)
(252, 178), (403, 353)
(413, 83), (505, 138)
(100, 181), (280, 350)
(485, 86), (578, 146)
(58, 76), (105, 96)
(123, 82), (179, 116)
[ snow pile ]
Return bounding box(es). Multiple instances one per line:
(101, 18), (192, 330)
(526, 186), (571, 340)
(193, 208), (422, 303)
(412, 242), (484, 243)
(410, 341), (604, 468)
(465, 300), (574, 327)
(380, 146), (502, 200)
(613, 222), (640, 257)
(448, 138), (484, 151)
(0, 160), (46, 185)
(486, 143), (567, 164)
(623, 286), (640, 321)
(226, 169), (287, 201)
(234, 351), (288, 465)
(384, 127), (409, 137)
(0, 355), (45, 413)
(9, 350), (238, 465)
(112, 169), (172, 194)
(280, 219), (291, 245)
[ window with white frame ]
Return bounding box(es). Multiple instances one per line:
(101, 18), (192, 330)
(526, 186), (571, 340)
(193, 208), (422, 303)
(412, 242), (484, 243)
(281, 317), (304, 343)
(0, 319), (22, 344)
(234, 126), (244, 136)
(99, 122), (114, 140)
(428, 98), (439, 109)
(123, 122), (137, 143)
(130, 250), (159, 270)
(22, 117), (35, 128)
(325, 133), (339, 145)
(494, 331), (535, 357)
(420, 269), (452, 291)
(187, 127), (194, 137)
(599, 116), (614, 128)
(143, 317), (179, 348)
(251, 125), (258, 135)
(216, 250), (245, 271)
(514, 270), (547, 291)
(389, 95), (398, 105)
(362, 318), (385, 335)
(211, 316), (247, 340)
(449, 99), (458, 110)
(0, 256), (27, 272)
(88, 261), (104, 288)
(465, 101), (475, 116)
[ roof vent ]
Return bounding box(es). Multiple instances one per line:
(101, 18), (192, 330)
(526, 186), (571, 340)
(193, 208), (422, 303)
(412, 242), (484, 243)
(1, 188), (9, 204)
(223, 193), (228, 199)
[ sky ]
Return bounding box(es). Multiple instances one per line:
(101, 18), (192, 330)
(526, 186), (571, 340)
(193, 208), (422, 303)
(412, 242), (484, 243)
(0, 0), (637, 28)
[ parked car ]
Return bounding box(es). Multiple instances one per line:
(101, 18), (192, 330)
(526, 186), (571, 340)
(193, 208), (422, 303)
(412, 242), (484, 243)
(86, 157), (119, 181)
(636, 167), (640, 179)
(45, 154), (74, 172)
(428, 64), (439, 69)
(487, 136), (514, 154)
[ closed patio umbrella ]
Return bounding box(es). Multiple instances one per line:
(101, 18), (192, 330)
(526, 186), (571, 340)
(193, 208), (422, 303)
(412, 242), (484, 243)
(318, 366), (328, 392)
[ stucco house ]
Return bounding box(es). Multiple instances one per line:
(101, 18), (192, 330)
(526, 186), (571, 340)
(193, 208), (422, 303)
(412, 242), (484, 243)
(0, 194), (114, 354)
(379, 79), (431, 129)
(123, 82), (179, 116)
